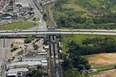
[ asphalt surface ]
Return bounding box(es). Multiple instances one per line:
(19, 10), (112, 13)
(1, 29), (116, 32)
(56, 29), (116, 32)
(0, 39), (4, 69)
(27, 0), (47, 31)
(1, 31), (116, 36)
(0, 39), (12, 77)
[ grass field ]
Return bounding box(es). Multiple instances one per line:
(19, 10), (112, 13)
(33, 17), (40, 21)
(0, 22), (38, 30)
(28, 16), (33, 19)
(61, 35), (116, 52)
(0, 22), (7, 25)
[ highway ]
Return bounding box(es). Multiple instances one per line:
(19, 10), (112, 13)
(1, 29), (116, 32)
(56, 29), (116, 32)
(0, 31), (116, 36)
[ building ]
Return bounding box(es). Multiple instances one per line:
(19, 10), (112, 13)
(7, 68), (29, 77)
(10, 61), (48, 66)
(0, 16), (11, 22)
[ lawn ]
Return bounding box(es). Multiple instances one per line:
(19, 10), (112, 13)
(28, 16), (33, 19)
(0, 22), (38, 30)
(33, 17), (40, 21)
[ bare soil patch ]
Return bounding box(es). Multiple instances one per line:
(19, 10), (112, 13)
(89, 53), (116, 66)
(92, 69), (116, 77)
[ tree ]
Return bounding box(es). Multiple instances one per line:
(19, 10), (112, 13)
(33, 44), (39, 50)
(9, 0), (13, 5)
(11, 48), (18, 52)
(26, 70), (48, 77)
(43, 14), (47, 20)
(11, 43), (13, 47)
(24, 38), (31, 43)
(64, 69), (81, 77)
(78, 64), (85, 70)
(85, 64), (91, 70)
(17, 4), (22, 7)
(24, 37), (35, 44)
(37, 65), (42, 69)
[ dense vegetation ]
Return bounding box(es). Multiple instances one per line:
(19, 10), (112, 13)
(43, 36), (49, 45)
(62, 35), (116, 54)
(75, 0), (116, 11)
(51, 0), (116, 29)
(26, 70), (48, 77)
(24, 37), (35, 44)
(65, 37), (116, 55)
(61, 35), (116, 77)
(61, 52), (91, 77)
(61, 38), (91, 77)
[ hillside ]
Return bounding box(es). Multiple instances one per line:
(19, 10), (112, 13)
(51, 0), (116, 29)
(75, 0), (116, 12)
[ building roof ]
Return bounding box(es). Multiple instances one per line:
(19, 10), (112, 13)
(7, 68), (29, 76)
(10, 61), (48, 66)
(8, 68), (29, 72)
(7, 71), (17, 76)
(41, 60), (47, 63)
(38, 52), (47, 55)
(15, 2), (30, 8)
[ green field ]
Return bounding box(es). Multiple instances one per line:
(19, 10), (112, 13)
(33, 17), (40, 21)
(28, 16), (33, 19)
(0, 22), (38, 30)
(61, 35), (116, 52)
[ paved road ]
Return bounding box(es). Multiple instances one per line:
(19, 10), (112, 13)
(1, 29), (116, 32)
(1, 31), (116, 36)
(0, 39), (12, 77)
(27, 0), (47, 30)
(56, 29), (116, 32)
(0, 39), (3, 70)
(2, 39), (12, 62)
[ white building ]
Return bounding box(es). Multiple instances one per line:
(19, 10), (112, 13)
(7, 68), (29, 77)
